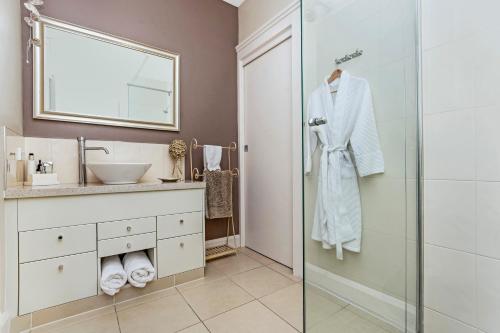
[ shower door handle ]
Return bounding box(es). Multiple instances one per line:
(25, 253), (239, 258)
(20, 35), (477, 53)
(308, 117), (327, 127)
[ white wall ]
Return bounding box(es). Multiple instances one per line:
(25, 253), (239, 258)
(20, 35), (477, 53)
(422, 1), (500, 332)
(238, 0), (296, 42)
(0, 0), (23, 327)
(0, 1), (24, 135)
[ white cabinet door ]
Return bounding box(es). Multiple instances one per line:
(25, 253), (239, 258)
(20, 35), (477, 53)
(19, 252), (97, 315)
(157, 233), (204, 278)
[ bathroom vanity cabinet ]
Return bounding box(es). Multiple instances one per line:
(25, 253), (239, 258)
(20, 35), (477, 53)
(4, 183), (205, 316)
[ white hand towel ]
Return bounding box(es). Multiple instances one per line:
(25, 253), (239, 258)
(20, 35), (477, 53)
(100, 255), (127, 296)
(204, 145), (222, 171)
(122, 251), (155, 288)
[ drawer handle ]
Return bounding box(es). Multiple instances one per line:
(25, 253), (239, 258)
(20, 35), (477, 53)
(126, 243), (132, 249)
(180, 219), (184, 224)
(57, 235), (63, 241)
(58, 264), (64, 272)
(127, 226), (132, 232)
(180, 242), (184, 248)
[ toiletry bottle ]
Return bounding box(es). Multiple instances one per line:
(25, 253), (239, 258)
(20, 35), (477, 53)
(15, 148), (25, 183)
(7, 153), (17, 186)
(15, 147), (23, 161)
(26, 153), (36, 180)
(36, 160), (43, 174)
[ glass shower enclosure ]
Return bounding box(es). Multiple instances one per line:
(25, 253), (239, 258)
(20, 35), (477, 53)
(302, 0), (420, 332)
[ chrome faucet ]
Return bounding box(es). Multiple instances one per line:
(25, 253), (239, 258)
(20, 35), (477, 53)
(77, 137), (110, 185)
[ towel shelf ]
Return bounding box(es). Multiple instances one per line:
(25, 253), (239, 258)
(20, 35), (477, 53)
(189, 137), (240, 261)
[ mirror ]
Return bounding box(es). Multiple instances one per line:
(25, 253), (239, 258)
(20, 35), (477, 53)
(32, 17), (180, 131)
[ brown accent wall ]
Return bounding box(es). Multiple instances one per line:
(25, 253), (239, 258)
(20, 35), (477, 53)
(20, 0), (239, 240)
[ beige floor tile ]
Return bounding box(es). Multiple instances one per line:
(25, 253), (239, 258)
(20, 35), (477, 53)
(177, 323), (210, 333)
(31, 293), (114, 327)
(115, 287), (178, 311)
(114, 275), (174, 303)
(31, 307), (119, 333)
(179, 277), (253, 320)
(177, 263), (225, 291)
(117, 292), (199, 333)
(210, 253), (262, 276)
(230, 266), (295, 298)
(261, 283), (303, 332)
(346, 306), (402, 333)
(305, 287), (345, 329)
(239, 247), (276, 266)
(204, 300), (297, 333)
(268, 262), (302, 282)
(305, 284), (348, 308)
(175, 267), (205, 285)
(308, 309), (388, 333)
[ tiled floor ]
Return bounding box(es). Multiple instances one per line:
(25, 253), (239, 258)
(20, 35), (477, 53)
(26, 248), (398, 333)
(28, 248), (303, 333)
(304, 286), (401, 333)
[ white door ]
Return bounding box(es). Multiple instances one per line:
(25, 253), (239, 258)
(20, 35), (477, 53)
(243, 38), (293, 267)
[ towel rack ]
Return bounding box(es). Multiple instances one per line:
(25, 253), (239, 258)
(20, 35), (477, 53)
(189, 138), (239, 180)
(189, 138), (240, 261)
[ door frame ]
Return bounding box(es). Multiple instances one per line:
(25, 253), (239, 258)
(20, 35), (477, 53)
(236, 1), (302, 277)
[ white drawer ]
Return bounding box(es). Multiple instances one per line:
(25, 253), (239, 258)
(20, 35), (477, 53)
(98, 232), (156, 258)
(19, 224), (96, 263)
(98, 217), (156, 240)
(157, 233), (204, 278)
(19, 252), (97, 315)
(157, 212), (203, 240)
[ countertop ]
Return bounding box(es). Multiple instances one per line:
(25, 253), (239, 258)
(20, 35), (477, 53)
(4, 181), (206, 199)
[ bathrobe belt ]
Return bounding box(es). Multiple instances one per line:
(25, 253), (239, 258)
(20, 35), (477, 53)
(320, 144), (355, 260)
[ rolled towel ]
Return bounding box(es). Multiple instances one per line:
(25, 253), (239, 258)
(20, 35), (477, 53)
(122, 251), (155, 288)
(100, 255), (127, 296)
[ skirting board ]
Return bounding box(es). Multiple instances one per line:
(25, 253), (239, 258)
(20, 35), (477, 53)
(306, 263), (416, 333)
(205, 235), (241, 249)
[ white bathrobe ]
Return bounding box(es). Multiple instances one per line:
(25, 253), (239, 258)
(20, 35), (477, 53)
(305, 71), (384, 260)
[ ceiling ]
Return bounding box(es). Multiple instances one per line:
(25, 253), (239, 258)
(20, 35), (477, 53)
(222, 0), (245, 7)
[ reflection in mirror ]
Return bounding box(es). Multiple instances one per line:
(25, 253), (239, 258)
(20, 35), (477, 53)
(33, 17), (180, 131)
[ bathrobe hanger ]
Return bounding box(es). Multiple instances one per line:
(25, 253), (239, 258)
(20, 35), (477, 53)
(328, 69), (342, 94)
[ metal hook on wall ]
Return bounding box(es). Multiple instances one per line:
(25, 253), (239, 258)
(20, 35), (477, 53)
(334, 49), (364, 66)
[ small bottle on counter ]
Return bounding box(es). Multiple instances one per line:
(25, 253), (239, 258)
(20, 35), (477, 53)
(26, 153), (36, 180)
(36, 160), (43, 174)
(7, 149), (25, 186)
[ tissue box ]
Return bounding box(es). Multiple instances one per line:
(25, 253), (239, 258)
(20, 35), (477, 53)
(25, 173), (60, 186)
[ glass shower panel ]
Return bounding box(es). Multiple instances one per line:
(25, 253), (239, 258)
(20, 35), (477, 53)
(302, 0), (420, 332)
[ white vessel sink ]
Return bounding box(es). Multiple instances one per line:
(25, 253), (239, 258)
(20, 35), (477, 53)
(87, 163), (152, 185)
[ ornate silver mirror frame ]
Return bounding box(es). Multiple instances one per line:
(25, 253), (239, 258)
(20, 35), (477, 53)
(32, 16), (181, 131)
